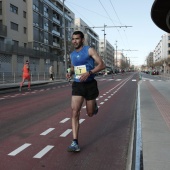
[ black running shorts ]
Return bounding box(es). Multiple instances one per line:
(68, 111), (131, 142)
(72, 79), (99, 100)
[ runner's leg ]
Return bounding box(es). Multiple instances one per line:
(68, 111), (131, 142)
(71, 96), (84, 140)
(86, 99), (97, 117)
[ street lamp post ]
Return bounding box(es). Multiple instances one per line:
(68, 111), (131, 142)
(62, 0), (67, 73)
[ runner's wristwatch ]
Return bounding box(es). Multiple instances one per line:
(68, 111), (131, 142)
(89, 70), (93, 75)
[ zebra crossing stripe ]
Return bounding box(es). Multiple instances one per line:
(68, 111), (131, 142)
(33, 145), (54, 159)
(40, 128), (55, 135)
(8, 143), (31, 156)
(60, 129), (72, 137)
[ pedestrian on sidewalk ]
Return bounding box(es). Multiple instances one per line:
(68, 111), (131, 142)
(67, 65), (72, 84)
(49, 65), (54, 81)
(66, 31), (105, 152)
(19, 60), (31, 91)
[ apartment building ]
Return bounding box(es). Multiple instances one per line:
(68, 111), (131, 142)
(0, 0), (74, 75)
(154, 33), (170, 63)
(74, 18), (99, 52)
(99, 39), (114, 69)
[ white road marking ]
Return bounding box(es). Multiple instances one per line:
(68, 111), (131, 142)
(132, 79), (136, 81)
(100, 96), (103, 98)
(60, 129), (72, 137)
(40, 128), (55, 135)
(79, 119), (85, 124)
(82, 106), (86, 108)
(108, 96), (111, 98)
(104, 99), (108, 101)
(100, 102), (104, 105)
(33, 145), (54, 158)
(8, 143), (31, 156)
(116, 79), (121, 81)
(60, 118), (70, 123)
(0, 98), (5, 100)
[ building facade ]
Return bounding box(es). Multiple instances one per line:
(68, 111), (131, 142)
(74, 18), (99, 52)
(99, 39), (114, 69)
(0, 0), (74, 77)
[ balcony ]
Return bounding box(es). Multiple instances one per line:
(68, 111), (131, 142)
(53, 17), (60, 25)
(53, 42), (60, 48)
(52, 30), (60, 36)
(0, 24), (7, 37)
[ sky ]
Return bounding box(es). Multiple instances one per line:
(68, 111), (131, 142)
(64, 0), (166, 66)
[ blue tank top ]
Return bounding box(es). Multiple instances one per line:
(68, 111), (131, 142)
(70, 46), (95, 82)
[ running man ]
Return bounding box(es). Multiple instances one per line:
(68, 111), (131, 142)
(66, 31), (105, 152)
(19, 60), (31, 91)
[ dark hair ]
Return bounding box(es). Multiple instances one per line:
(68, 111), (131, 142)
(72, 31), (84, 39)
(26, 60), (29, 64)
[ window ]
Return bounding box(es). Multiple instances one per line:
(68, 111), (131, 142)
(10, 4), (18, 14)
(11, 22), (18, 31)
(168, 43), (170, 48)
(23, 11), (26, 18)
(13, 40), (19, 47)
(0, 1), (2, 15)
(24, 27), (27, 34)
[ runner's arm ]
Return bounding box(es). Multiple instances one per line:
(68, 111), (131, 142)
(88, 47), (105, 74)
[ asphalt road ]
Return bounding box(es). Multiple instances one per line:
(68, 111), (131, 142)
(0, 73), (138, 170)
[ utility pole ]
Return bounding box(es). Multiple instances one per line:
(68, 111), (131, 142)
(102, 24), (107, 65)
(62, 0), (67, 73)
(115, 40), (117, 68)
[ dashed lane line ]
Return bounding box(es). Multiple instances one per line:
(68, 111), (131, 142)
(60, 129), (72, 137)
(33, 145), (54, 159)
(60, 118), (70, 123)
(8, 143), (31, 156)
(79, 119), (85, 124)
(40, 128), (55, 136)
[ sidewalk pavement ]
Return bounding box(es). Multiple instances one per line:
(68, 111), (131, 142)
(0, 79), (66, 91)
(140, 79), (170, 170)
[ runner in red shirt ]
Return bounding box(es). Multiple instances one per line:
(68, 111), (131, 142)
(19, 60), (31, 91)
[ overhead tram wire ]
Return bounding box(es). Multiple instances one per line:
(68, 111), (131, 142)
(98, 0), (127, 49)
(65, 1), (110, 20)
(109, 0), (132, 54)
(64, 25), (132, 30)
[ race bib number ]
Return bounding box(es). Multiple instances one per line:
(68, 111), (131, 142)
(74, 65), (87, 79)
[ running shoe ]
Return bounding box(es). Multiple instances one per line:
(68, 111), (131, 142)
(93, 101), (98, 115)
(67, 141), (80, 152)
